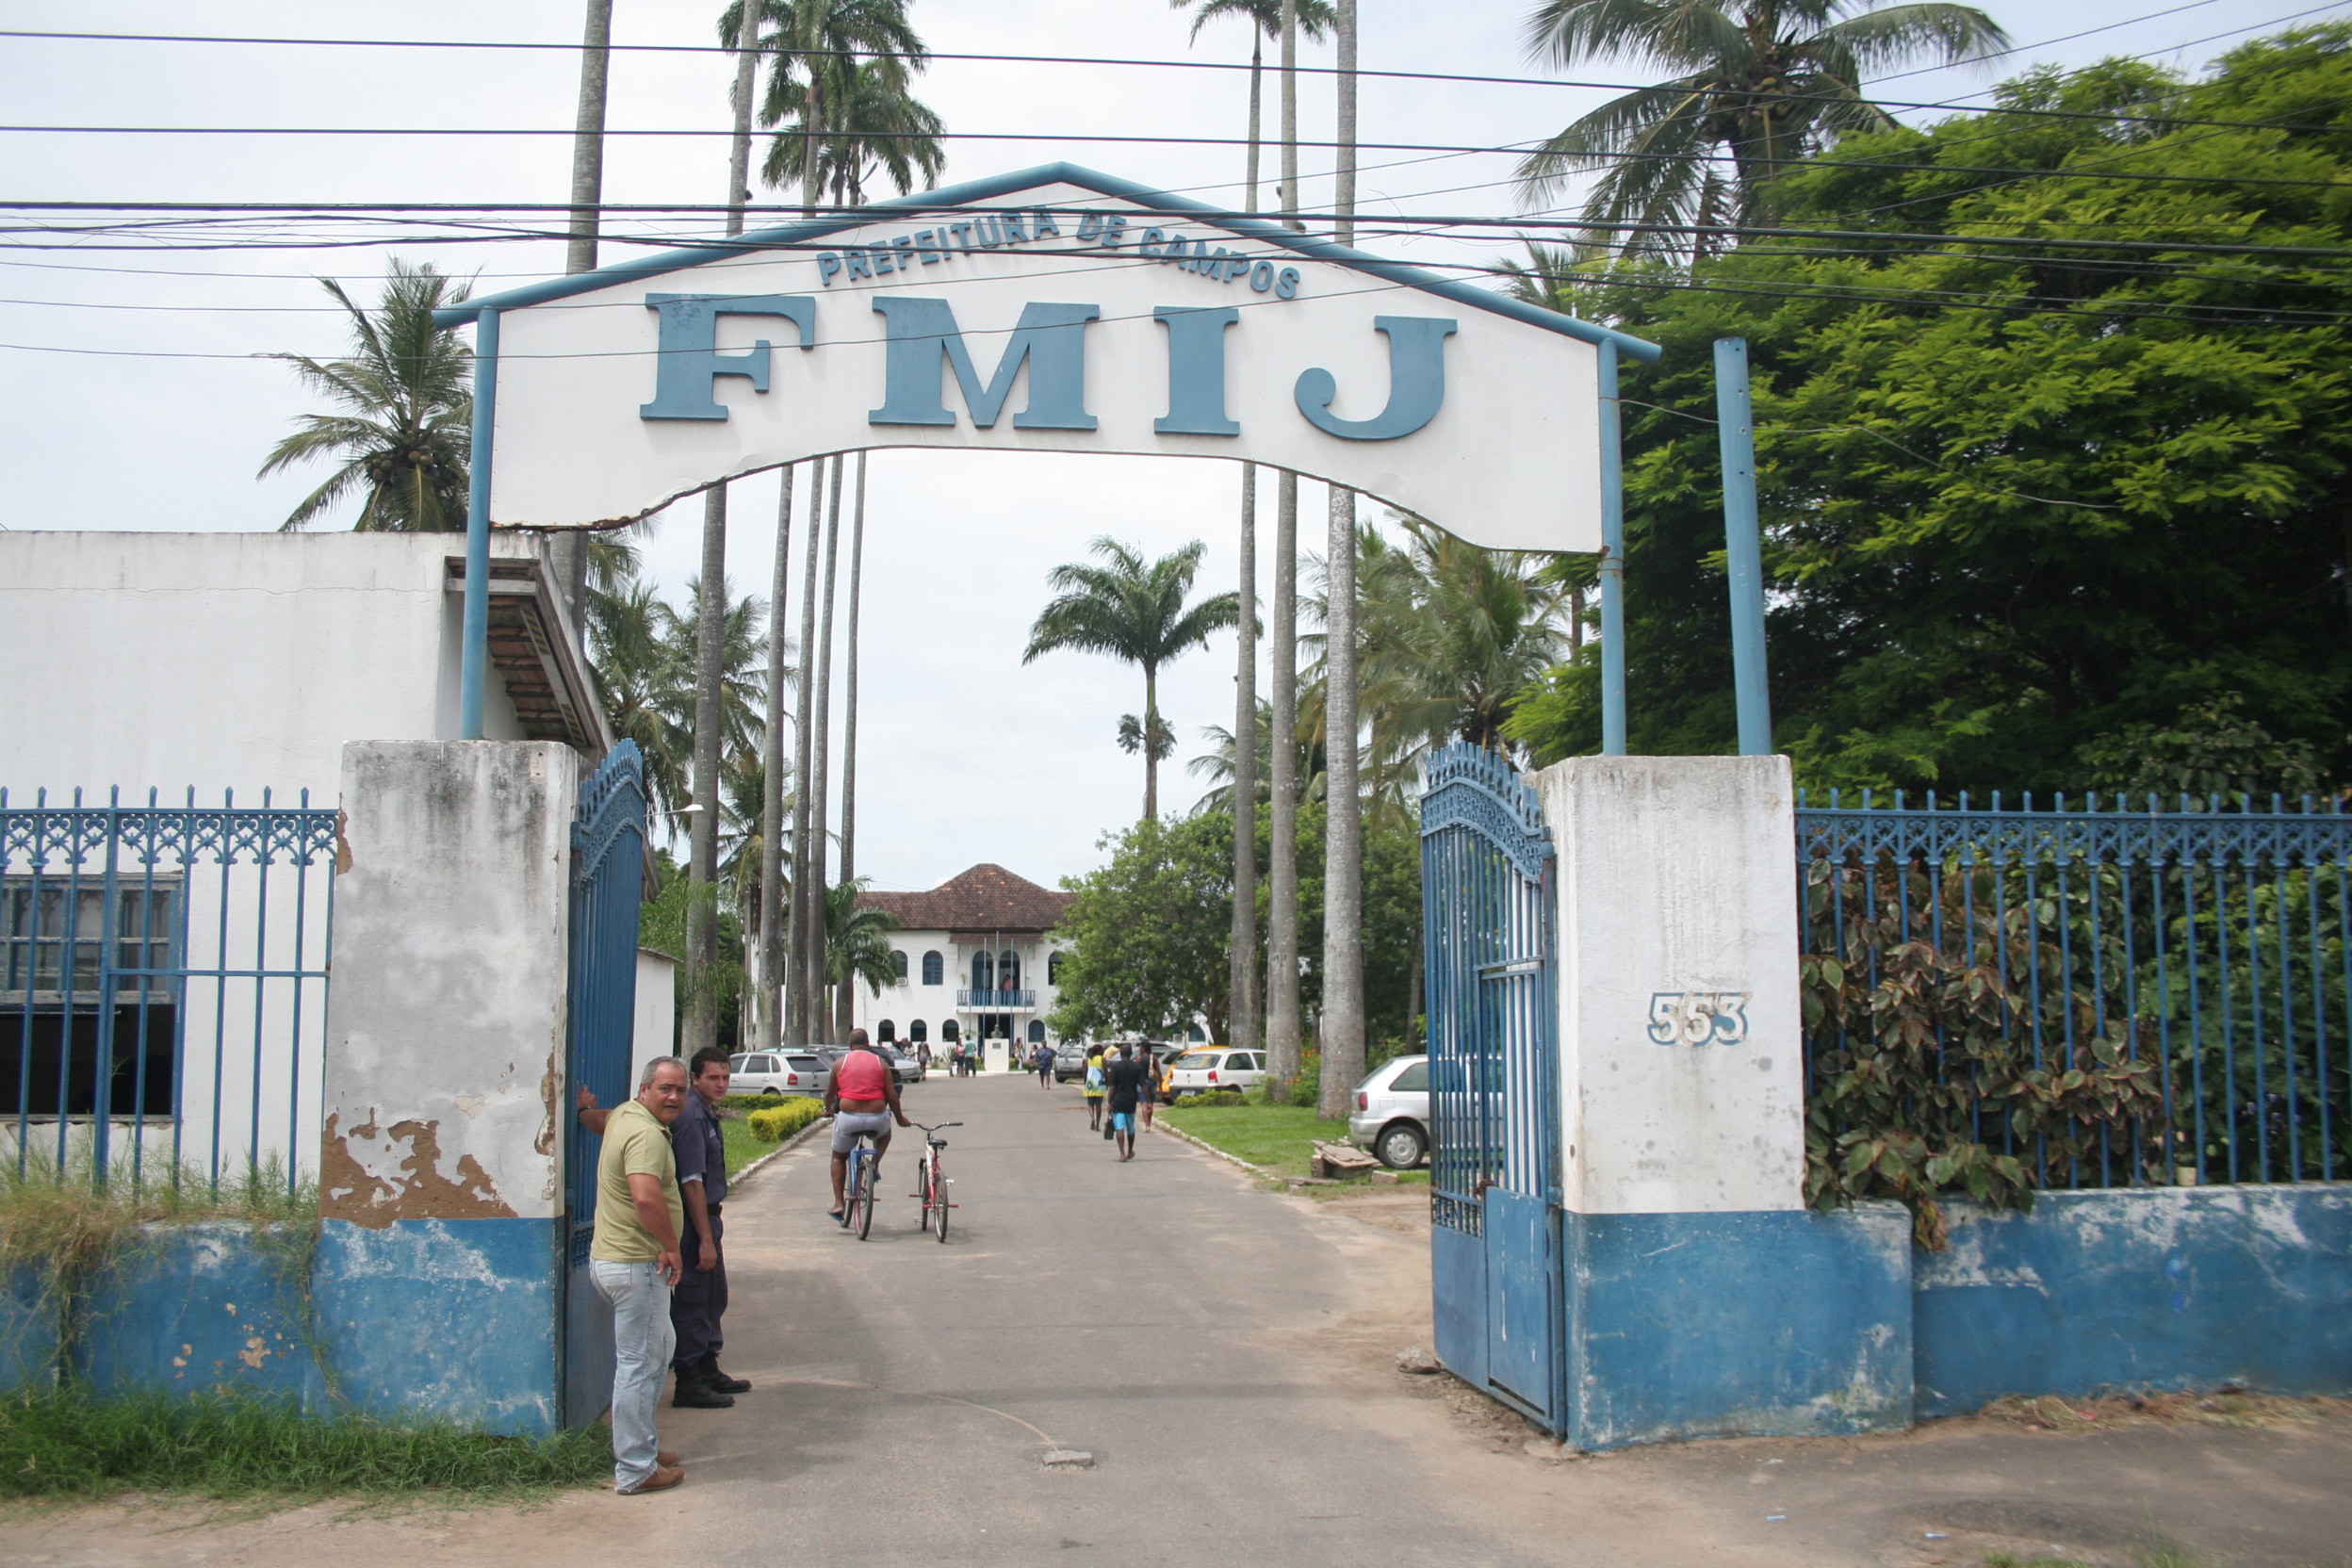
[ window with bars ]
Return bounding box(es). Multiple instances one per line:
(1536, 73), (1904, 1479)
(2, 879), (181, 1001)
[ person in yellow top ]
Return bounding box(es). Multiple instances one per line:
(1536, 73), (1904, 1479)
(1083, 1044), (1107, 1132)
(587, 1056), (691, 1494)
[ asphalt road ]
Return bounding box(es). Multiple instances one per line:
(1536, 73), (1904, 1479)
(4, 1070), (2347, 1568)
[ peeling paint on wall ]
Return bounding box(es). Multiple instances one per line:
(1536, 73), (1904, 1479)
(319, 1110), (517, 1227)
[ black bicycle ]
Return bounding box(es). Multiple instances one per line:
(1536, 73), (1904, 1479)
(911, 1121), (963, 1242)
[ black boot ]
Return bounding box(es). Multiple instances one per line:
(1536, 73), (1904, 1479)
(671, 1366), (735, 1409)
(702, 1355), (751, 1395)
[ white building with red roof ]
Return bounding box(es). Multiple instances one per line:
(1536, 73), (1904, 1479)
(851, 864), (1076, 1069)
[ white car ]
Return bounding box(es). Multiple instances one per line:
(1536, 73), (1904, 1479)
(1347, 1054), (1429, 1168)
(1165, 1047), (1266, 1098)
(730, 1050), (829, 1099)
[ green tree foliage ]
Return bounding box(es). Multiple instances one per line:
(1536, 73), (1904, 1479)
(1517, 0), (2009, 256)
(1053, 803), (1423, 1054)
(824, 878), (900, 999)
(258, 261), (472, 532)
(641, 851), (745, 1051)
(1506, 32), (2352, 797)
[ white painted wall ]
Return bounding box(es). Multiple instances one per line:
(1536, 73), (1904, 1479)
(321, 741), (575, 1224)
(632, 948), (677, 1086)
(0, 531), (531, 806)
(1539, 756), (1806, 1216)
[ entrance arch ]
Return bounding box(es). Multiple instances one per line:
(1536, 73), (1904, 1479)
(432, 163), (1658, 736)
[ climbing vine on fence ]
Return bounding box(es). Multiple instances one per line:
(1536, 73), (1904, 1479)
(1800, 862), (2167, 1250)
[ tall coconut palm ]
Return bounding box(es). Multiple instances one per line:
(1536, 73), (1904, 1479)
(590, 579), (694, 821)
(1024, 538), (1243, 824)
(760, 56), (945, 203)
(1516, 0), (2009, 259)
(721, 0), (930, 217)
(259, 262), (471, 532)
(1170, 0), (1330, 1063)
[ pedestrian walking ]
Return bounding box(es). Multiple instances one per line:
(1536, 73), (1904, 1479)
(580, 1057), (692, 1494)
(1084, 1043), (1106, 1131)
(1034, 1040), (1054, 1086)
(1105, 1043), (1143, 1162)
(1136, 1047), (1158, 1132)
(669, 1047), (747, 1409)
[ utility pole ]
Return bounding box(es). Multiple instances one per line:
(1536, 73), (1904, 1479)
(685, 0), (763, 1057)
(550, 0), (614, 653)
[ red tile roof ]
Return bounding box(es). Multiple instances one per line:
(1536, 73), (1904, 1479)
(857, 863), (1073, 937)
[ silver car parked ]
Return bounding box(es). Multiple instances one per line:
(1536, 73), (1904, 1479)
(730, 1050), (829, 1099)
(1348, 1054), (1429, 1168)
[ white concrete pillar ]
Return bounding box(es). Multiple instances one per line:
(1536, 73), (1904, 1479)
(314, 740), (578, 1434)
(1537, 755), (1806, 1214)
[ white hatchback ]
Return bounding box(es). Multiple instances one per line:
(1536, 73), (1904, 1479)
(1164, 1047), (1266, 1098)
(729, 1050), (829, 1099)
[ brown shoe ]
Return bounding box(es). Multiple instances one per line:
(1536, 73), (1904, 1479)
(619, 1465), (685, 1494)
(657, 1448), (681, 1467)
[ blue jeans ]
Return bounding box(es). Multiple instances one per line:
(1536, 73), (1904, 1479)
(591, 1258), (676, 1491)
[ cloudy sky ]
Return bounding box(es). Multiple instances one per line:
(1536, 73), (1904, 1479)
(0, 0), (2326, 890)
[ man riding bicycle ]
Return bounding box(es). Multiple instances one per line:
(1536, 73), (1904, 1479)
(825, 1027), (910, 1220)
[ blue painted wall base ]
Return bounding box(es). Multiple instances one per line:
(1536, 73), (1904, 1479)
(0, 1217), (564, 1436)
(1564, 1205), (1913, 1450)
(1482, 1186), (2352, 1450)
(1917, 1185), (2352, 1416)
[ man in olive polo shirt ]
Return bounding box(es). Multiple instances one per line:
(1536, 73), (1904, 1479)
(590, 1055), (691, 1494)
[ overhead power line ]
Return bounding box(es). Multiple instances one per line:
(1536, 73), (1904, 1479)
(5, 13), (2352, 137)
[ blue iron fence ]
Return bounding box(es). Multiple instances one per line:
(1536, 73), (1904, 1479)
(1796, 791), (2351, 1190)
(564, 743), (646, 1271)
(0, 788), (337, 1193)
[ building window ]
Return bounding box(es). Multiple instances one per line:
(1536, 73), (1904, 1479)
(1027, 1020), (1045, 1044)
(1047, 952), (1065, 987)
(922, 951), (942, 986)
(940, 1019), (959, 1042)
(907, 1019), (927, 1043)
(971, 952), (990, 993)
(892, 950), (908, 982)
(2, 877), (182, 1118)
(998, 950), (1021, 989)
(877, 1020), (896, 1043)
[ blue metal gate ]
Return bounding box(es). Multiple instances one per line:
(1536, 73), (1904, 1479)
(1421, 743), (1562, 1431)
(563, 742), (646, 1425)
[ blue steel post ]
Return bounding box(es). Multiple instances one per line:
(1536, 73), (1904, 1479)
(1596, 340), (1627, 756)
(1713, 337), (1772, 756)
(460, 308), (500, 740)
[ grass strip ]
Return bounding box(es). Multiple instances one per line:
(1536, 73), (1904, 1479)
(1159, 1102), (1356, 1179)
(0, 1388), (609, 1500)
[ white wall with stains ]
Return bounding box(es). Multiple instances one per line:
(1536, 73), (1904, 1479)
(320, 740), (575, 1226)
(1542, 755), (1807, 1216)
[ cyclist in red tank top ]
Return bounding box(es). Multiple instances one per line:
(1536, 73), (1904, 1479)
(824, 1028), (909, 1219)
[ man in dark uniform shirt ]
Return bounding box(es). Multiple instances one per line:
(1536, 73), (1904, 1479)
(670, 1047), (748, 1408)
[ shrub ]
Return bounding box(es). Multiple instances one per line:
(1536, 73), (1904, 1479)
(746, 1098), (825, 1144)
(1178, 1089), (1248, 1107)
(719, 1092), (789, 1112)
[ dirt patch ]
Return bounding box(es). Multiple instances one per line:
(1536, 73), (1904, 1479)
(1968, 1389), (2352, 1434)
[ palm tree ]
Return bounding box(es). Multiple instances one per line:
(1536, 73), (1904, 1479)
(760, 56), (945, 203)
(825, 879), (902, 1017)
(1169, 0), (1333, 217)
(1024, 538), (1243, 823)
(1187, 701), (1326, 817)
(721, 0), (930, 217)
(590, 579), (694, 821)
(1515, 0), (2009, 259)
(259, 261), (472, 532)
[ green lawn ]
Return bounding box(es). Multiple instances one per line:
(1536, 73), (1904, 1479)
(1158, 1102), (1355, 1178)
(722, 1114), (777, 1179)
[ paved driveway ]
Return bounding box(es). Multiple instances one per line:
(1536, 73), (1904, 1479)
(4, 1071), (2347, 1568)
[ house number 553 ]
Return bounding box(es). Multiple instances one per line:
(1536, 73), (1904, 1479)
(1646, 991), (1750, 1047)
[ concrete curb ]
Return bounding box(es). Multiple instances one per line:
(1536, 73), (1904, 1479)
(1154, 1119), (1282, 1183)
(730, 1113), (830, 1186)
